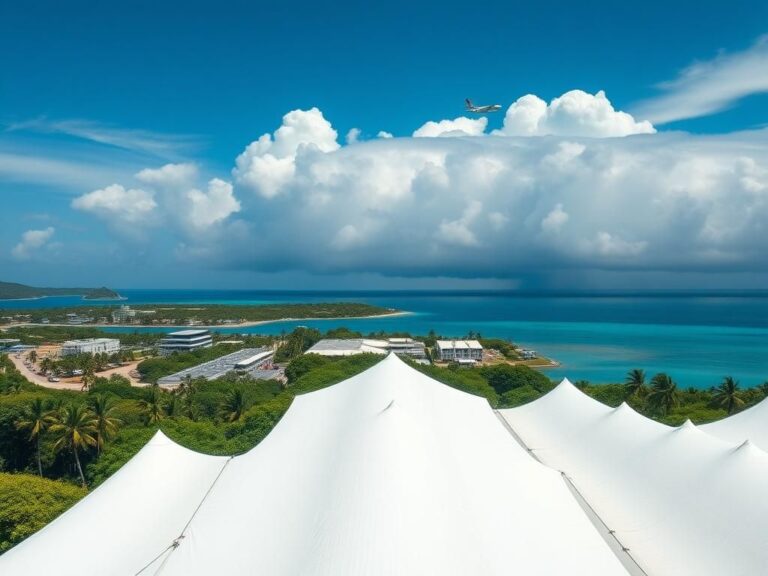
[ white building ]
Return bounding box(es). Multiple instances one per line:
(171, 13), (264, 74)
(60, 338), (120, 356)
(306, 338), (427, 358)
(305, 339), (388, 357)
(435, 340), (483, 363)
(385, 337), (427, 358)
(112, 305), (136, 323)
(158, 329), (213, 355)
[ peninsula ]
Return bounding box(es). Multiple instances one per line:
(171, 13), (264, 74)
(0, 281), (120, 301)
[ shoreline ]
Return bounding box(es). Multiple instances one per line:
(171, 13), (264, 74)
(2, 310), (412, 331)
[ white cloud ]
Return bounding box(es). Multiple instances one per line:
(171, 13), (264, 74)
(436, 201), (483, 246)
(69, 106), (768, 284)
(541, 203), (569, 234)
(414, 116), (488, 138)
(377, 131), (394, 139)
(346, 128), (361, 145)
(72, 163), (240, 233)
(233, 107), (339, 198)
(185, 179), (241, 229)
(72, 184), (157, 224)
(11, 227), (55, 260)
(5, 118), (199, 159)
(495, 90), (655, 137)
(632, 35), (768, 124)
(136, 163), (198, 188)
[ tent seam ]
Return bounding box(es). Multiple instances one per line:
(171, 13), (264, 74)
(135, 455), (235, 575)
(493, 410), (650, 576)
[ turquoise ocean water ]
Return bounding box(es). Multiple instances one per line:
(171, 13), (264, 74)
(2, 290), (767, 389)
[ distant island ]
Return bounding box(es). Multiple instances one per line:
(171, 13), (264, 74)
(0, 302), (401, 327)
(0, 281), (121, 301)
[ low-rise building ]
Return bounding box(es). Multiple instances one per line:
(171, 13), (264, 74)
(61, 338), (120, 356)
(385, 338), (427, 358)
(306, 339), (389, 357)
(435, 340), (484, 363)
(112, 305), (136, 323)
(306, 337), (427, 359)
(158, 329), (213, 355)
(66, 313), (93, 325)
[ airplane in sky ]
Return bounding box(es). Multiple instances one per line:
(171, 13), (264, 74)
(465, 98), (502, 113)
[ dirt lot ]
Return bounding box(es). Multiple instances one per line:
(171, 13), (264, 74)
(9, 350), (146, 391)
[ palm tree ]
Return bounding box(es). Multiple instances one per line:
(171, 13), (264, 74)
(624, 369), (646, 398)
(163, 394), (179, 418)
(28, 350), (38, 364)
(712, 376), (745, 415)
(138, 385), (164, 425)
(15, 398), (54, 476)
(647, 373), (679, 416)
(39, 357), (54, 374)
(220, 389), (246, 422)
(49, 404), (98, 488)
(87, 395), (122, 455)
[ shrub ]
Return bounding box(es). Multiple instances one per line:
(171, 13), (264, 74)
(0, 473), (86, 552)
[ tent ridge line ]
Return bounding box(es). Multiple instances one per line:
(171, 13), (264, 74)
(136, 455), (235, 575)
(492, 410), (650, 576)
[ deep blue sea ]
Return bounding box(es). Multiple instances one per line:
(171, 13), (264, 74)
(2, 290), (767, 389)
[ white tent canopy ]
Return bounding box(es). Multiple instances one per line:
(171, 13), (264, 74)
(0, 431), (229, 576)
(701, 395), (768, 452)
(500, 380), (768, 576)
(0, 355), (627, 576)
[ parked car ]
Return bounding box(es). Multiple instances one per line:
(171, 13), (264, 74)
(47, 376), (60, 383)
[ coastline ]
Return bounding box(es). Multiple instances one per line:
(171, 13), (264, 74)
(3, 310), (411, 330)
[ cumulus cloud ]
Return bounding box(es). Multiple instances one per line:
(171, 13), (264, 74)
(346, 128), (361, 145)
(633, 35), (768, 124)
(72, 184), (157, 224)
(541, 203), (569, 234)
(69, 105), (768, 285)
(413, 116), (488, 138)
(208, 108), (768, 281)
(233, 107), (339, 198)
(495, 90), (655, 137)
(136, 163), (198, 188)
(185, 179), (241, 229)
(377, 131), (394, 139)
(11, 227), (56, 260)
(72, 163), (240, 233)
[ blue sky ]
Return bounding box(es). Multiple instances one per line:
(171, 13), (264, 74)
(2, 0), (768, 289)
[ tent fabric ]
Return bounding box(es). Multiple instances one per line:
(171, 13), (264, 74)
(500, 380), (768, 576)
(700, 396), (768, 452)
(0, 431), (229, 576)
(0, 355), (628, 576)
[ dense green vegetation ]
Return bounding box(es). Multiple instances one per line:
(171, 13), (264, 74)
(0, 281), (119, 300)
(1, 302), (396, 326)
(0, 473), (85, 552)
(2, 325), (162, 347)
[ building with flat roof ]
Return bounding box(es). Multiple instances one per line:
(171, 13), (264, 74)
(435, 340), (483, 363)
(306, 338), (427, 359)
(306, 339), (388, 357)
(61, 338), (121, 356)
(385, 338), (427, 359)
(158, 330), (213, 356)
(157, 347), (273, 386)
